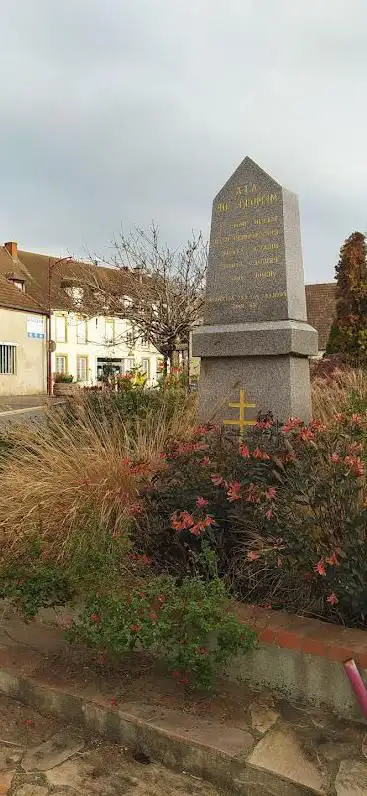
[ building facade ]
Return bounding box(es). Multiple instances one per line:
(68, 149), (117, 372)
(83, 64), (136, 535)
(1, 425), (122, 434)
(0, 308), (47, 396)
(0, 263), (47, 395)
(50, 311), (161, 386)
(0, 241), (163, 393)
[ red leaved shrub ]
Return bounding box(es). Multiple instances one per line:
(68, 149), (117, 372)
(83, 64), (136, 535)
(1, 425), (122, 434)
(137, 413), (367, 628)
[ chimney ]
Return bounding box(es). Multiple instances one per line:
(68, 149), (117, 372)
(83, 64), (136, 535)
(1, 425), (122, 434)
(5, 241), (17, 258)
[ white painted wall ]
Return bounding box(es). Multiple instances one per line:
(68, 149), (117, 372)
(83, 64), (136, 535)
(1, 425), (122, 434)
(50, 312), (162, 386)
(0, 308), (47, 395)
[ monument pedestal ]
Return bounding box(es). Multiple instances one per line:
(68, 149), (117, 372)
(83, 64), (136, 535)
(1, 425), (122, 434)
(193, 321), (318, 423)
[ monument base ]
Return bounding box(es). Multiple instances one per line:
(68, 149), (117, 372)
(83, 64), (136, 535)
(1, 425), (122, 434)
(192, 321), (318, 424)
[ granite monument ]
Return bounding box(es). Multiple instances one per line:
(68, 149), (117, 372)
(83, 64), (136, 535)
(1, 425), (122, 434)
(192, 157), (318, 423)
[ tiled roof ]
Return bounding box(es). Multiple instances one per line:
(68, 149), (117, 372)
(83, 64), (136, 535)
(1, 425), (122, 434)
(0, 247), (26, 282)
(0, 246), (135, 315)
(305, 282), (337, 351)
(0, 273), (46, 313)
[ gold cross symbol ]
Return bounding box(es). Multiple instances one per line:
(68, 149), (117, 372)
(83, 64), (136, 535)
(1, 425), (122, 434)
(223, 389), (256, 441)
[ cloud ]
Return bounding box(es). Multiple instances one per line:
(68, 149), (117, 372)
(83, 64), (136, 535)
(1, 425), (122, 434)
(0, 0), (367, 282)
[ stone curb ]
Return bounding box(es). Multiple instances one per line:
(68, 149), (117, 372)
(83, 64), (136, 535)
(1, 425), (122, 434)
(0, 665), (321, 796)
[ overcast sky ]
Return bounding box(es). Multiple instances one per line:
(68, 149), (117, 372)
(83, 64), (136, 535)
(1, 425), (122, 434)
(1, 0), (367, 283)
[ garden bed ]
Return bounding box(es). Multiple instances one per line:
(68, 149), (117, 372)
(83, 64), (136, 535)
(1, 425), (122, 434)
(2, 606), (366, 722)
(48, 610), (367, 721)
(61, 604), (367, 721)
(0, 374), (366, 726)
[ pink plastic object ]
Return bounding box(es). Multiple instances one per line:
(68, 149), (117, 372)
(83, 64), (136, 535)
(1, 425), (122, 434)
(344, 658), (367, 718)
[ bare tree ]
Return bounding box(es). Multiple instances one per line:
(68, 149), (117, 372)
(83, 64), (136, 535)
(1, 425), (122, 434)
(56, 224), (207, 374)
(111, 224), (207, 372)
(75, 224), (206, 373)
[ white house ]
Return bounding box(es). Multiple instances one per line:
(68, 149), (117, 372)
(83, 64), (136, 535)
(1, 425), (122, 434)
(0, 249), (47, 396)
(50, 311), (161, 386)
(0, 241), (162, 392)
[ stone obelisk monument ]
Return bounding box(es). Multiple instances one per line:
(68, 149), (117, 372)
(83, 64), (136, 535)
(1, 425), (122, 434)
(192, 157), (318, 423)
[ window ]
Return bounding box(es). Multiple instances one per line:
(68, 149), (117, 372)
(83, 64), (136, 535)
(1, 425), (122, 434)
(76, 317), (87, 344)
(55, 315), (67, 343)
(10, 279), (25, 292)
(0, 344), (16, 375)
(141, 358), (150, 379)
(124, 358), (134, 373)
(141, 332), (150, 347)
(55, 355), (67, 375)
(105, 319), (115, 343)
(77, 355), (88, 382)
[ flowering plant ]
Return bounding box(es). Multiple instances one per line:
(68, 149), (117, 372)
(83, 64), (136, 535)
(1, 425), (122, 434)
(138, 411), (367, 627)
(138, 422), (279, 578)
(240, 413), (367, 624)
(158, 366), (188, 392)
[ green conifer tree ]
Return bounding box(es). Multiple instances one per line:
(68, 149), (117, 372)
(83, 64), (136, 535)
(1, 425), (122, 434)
(326, 231), (367, 363)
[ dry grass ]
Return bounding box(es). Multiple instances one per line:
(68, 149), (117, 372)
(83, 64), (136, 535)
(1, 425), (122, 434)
(4, 367), (364, 566)
(0, 392), (196, 562)
(311, 368), (367, 424)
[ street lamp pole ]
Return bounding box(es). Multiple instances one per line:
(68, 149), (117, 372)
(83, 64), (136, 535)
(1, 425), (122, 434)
(47, 256), (72, 396)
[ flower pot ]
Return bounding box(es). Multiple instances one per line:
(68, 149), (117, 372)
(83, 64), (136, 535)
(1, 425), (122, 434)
(53, 382), (80, 397)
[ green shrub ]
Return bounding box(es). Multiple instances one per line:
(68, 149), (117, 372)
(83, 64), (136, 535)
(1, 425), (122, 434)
(0, 535), (256, 689)
(0, 539), (74, 621)
(64, 383), (191, 430)
(347, 388), (367, 415)
(80, 387), (169, 422)
(68, 551), (256, 689)
(54, 373), (74, 383)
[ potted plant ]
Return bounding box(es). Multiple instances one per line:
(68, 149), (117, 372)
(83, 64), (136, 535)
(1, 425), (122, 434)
(53, 373), (79, 396)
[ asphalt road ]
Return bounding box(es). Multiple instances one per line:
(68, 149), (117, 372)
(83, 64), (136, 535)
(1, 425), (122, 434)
(0, 395), (49, 412)
(0, 404), (49, 428)
(0, 396), (65, 428)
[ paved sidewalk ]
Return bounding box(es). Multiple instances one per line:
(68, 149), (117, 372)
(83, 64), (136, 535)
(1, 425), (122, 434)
(0, 397), (49, 413)
(0, 615), (367, 794)
(0, 397), (65, 428)
(0, 693), (220, 795)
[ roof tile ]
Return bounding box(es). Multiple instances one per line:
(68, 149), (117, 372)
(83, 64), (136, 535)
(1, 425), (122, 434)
(305, 283), (337, 351)
(0, 273), (45, 313)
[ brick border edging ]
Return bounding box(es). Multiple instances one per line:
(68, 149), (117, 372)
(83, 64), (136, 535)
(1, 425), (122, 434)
(235, 603), (367, 666)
